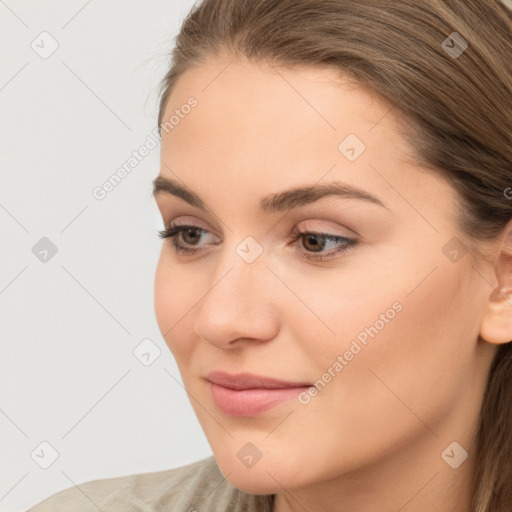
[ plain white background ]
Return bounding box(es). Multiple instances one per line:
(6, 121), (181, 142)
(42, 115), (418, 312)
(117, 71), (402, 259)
(1, 2), (212, 511)
(3, 1), (512, 511)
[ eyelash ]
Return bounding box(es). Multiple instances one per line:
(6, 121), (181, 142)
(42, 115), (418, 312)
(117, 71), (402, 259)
(158, 224), (357, 261)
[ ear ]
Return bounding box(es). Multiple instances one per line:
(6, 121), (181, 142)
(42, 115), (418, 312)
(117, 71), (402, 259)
(479, 219), (512, 345)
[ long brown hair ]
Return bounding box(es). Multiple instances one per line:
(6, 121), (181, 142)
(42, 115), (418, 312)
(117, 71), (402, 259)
(155, 1), (512, 509)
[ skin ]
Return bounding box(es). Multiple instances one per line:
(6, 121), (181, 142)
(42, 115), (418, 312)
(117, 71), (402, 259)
(153, 55), (512, 512)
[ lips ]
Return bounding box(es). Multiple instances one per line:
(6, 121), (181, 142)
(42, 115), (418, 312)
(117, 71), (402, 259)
(206, 371), (312, 390)
(206, 371), (313, 416)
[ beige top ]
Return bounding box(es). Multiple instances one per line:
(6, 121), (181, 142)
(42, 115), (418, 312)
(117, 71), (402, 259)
(26, 455), (275, 511)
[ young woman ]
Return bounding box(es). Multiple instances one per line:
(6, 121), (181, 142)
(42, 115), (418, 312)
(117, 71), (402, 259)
(27, 0), (512, 511)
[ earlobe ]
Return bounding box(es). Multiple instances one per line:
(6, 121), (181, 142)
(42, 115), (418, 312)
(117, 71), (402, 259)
(479, 223), (512, 345)
(480, 298), (512, 345)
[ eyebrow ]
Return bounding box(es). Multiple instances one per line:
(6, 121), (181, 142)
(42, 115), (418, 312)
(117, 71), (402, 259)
(152, 175), (388, 213)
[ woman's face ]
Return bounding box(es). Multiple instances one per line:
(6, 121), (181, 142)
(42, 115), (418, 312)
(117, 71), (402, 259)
(153, 56), (497, 497)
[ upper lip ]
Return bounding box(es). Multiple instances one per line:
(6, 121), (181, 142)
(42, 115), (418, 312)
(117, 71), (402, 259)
(206, 371), (312, 390)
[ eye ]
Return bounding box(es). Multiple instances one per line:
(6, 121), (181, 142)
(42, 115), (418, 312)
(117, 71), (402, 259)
(158, 224), (219, 255)
(157, 223), (357, 261)
(290, 226), (357, 261)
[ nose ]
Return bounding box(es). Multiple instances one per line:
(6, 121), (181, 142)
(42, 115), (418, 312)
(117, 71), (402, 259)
(193, 246), (281, 349)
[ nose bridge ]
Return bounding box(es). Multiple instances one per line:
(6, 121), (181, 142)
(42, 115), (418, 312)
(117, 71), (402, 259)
(193, 234), (280, 346)
(207, 234), (269, 305)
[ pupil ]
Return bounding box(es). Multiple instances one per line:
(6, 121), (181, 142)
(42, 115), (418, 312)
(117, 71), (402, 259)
(184, 228), (200, 244)
(305, 234), (324, 252)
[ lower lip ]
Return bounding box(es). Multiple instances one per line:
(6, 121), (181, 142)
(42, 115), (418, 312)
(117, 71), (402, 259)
(209, 382), (312, 417)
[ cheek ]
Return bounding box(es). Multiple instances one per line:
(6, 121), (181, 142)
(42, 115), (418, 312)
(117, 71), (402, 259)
(291, 238), (475, 407)
(311, 256), (475, 434)
(154, 252), (170, 334)
(274, 249), (409, 370)
(154, 251), (197, 360)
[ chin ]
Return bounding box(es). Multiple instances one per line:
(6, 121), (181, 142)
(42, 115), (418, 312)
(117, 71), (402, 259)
(223, 468), (285, 495)
(213, 451), (303, 495)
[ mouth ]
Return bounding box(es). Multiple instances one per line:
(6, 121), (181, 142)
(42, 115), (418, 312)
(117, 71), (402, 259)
(206, 371), (313, 417)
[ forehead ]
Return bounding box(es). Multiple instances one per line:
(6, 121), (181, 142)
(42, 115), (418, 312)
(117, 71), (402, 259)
(164, 59), (402, 161)
(163, 57), (397, 143)
(158, 56), (457, 226)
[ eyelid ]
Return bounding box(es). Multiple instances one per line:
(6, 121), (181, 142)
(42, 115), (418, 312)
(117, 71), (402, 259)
(165, 217), (216, 234)
(161, 216), (358, 244)
(296, 219), (358, 238)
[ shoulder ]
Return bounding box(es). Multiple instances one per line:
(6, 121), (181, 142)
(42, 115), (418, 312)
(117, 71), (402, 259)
(25, 456), (274, 512)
